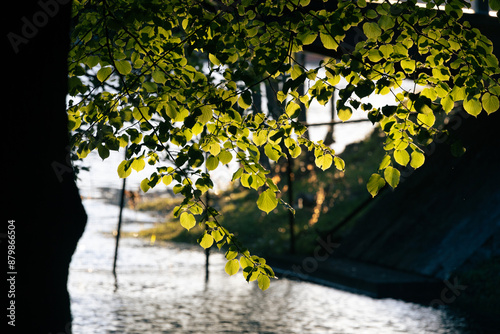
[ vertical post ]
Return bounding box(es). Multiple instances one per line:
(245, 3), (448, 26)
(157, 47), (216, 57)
(204, 190), (210, 282)
(324, 90), (336, 146)
(287, 153), (295, 254)
(202, 142), (211, 283)
(113, 148), (127, 290)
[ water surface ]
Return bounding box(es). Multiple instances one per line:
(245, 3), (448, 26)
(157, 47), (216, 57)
(68, 198), (475, 334)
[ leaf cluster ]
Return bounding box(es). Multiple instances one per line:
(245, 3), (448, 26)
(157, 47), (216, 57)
(67, 0), (500, 289)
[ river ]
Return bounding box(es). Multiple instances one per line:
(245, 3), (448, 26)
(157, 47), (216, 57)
(68, 193), (476, 334)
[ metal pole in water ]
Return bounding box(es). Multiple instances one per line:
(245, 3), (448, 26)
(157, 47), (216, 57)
(113, 148), (127, 290)
(287, 153), (295, 254)
(205, 173), (210, 282)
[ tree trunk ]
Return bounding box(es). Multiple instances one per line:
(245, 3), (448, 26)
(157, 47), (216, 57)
(5, 1), (87, 333)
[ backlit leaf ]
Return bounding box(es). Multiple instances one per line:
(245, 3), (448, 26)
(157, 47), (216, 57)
(140, 178), (150, 192)
(338, 106), (353, 122)
(180, 212), (196, 230)
(206, 155), (219, 171)
(115, 60), (132, 75)
(384, 166), (400, 188)
(225, 259), (240, 276)
(315, 153), (333, 171)
(481, 92), (499, 114)
(463, 96), (482, 117)
(257, 189), (278, 214)
(257, 274), (271, 291)
(97, 66), (113, 82)
(117, 160), (132, 178)
(410, 151), (425, 169)
(218, 150), (233, 165)
(334, 156), (345, 171)
(367, 173), (385, 197)
(394, 149), (410, 166)
(320, 32), (339, 50)
(363, 22), (382, 40)
(199, 233), (214, 249)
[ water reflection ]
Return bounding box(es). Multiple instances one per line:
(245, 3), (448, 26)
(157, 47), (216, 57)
(68, 199), (474, 333)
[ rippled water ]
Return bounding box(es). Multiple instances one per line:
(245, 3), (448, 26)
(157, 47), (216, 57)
(68, 198), (475, 334)
(69, 103), (478, 334)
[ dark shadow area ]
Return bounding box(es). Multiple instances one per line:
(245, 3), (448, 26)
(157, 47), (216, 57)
(5, 1), (87, 333)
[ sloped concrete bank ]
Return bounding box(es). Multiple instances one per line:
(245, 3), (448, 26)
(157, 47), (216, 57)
(267, 108), (500, 332)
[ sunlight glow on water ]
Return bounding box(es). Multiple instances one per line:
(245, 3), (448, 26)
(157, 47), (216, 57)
(68, 199), (473, 334)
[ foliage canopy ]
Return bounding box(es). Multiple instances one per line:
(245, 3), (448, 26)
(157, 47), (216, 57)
(68, 0), (500, 289)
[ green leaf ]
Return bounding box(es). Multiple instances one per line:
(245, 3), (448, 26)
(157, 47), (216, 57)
(97, 66), (113, 82)
(367, 173), (385, 197)
(363, 22), (382, 40)
(253, 130), (268, 146)
(257, 274), (271, 291)
(384, 166), (400, 188)
(162, 174), (173, 186)
(367, 49), (383, 62)
(140, 178), (151, 192)
(285, 101), (301, 118)
(164, 102), (178, 120)
(481, 92), (499, 114)
(225, 246), (238, 260)
(143, 81), (158, 92)
(98, 145), (110, 160)
(225, 259), (240, 276)
(180, 212), (196, 230)
(463, 96), (482, 117)
(243, 266), (259, 282)
(209, 53), (220, 66)
(394, 149), (410, 166)
(240, 255), (253, 270)
(218, 150), (233, 165)
(337, 106), (353, 122)
(117, 160), (132, 178)
(334, 155), (345, 171)
(238, 90), (252, 109)
(206, 155), (219, 171)
(152, 70), (167, 84)
(378, 15), (395, 30)
(410, 151), (425, 169)
(264, 143), (281, 161)
(378, 155), (391, 170)
(319, 32), (339, 50)
(315, 153), (333, 170)
(298, 31), (317, 45)
(441, 95), (454, 113)
(400, 59), (415, 73)
(115, 60), (132, 75)
(417, 112), (436, 127)
(198, 106), (213, 124)
(354, 80), (375, 99)
(199, 233), (214, 249)
(131, 158), (145, 172)
(257, 189), (278, 214)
